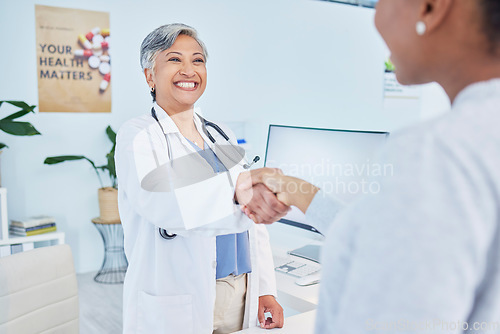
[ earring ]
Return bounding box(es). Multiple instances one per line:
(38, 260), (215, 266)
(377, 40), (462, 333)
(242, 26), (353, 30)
(416, 21), (427, 36)
(150, 86), (155, 93)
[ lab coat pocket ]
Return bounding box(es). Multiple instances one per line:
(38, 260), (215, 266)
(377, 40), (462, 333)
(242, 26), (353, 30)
(137, 291), (193, 334)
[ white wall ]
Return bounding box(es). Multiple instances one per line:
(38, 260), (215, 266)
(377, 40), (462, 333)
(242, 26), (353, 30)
(0, 0), (449, 272)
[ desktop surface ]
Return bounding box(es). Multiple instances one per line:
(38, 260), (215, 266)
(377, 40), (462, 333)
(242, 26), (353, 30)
(233, 310), (316, 334)
(234, 223), (321, 334)
(267, 223), (322, 306)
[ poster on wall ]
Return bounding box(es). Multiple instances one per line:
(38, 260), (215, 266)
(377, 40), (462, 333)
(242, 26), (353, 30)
(383, 58), (421, 120)
(35, 5), (111, 113)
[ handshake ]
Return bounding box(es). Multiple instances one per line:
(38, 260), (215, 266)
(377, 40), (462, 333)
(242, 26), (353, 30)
(234, 168), (319, 224)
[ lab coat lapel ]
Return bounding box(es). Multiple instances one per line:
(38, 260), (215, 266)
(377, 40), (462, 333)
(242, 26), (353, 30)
(152, 104), (218, 181)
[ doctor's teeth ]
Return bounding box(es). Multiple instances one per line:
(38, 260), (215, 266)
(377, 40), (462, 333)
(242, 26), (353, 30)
(176, 82), (196, 88)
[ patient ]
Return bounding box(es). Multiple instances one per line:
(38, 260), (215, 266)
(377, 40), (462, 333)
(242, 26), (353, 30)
(239, 0), (500, 332)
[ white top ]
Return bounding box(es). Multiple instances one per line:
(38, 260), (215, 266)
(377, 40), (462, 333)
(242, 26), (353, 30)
(306, 79), (500, 333)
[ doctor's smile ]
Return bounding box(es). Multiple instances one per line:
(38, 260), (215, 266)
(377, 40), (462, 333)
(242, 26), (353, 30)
(174, 81), (199, 90)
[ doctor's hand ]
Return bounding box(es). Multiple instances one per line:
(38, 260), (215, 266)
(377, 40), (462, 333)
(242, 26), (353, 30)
(258, 295), (284, 329)
(235, 169), (290, 224)
(237, 168), (319, 216)
(237, 183), (290, 225)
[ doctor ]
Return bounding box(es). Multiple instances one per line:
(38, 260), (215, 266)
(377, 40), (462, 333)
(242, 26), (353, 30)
(115, 23), (287, 334)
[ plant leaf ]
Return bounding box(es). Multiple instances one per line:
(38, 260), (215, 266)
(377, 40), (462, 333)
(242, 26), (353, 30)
(0, 143), (7, 150)
(44, 155), (104, 188)
(44, 155), (94, 165)
(104, 125), (117, 183)
(0, 120), (41, 136)
(0, 101), (35, 112)
(106, 152), (116, 180)
(106, 126), (116, 143)
(1, 109), (33, 121)
(384, 59), (395, 72)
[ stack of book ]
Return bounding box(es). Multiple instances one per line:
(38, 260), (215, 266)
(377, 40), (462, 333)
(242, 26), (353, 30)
(9, 216), (57, 237)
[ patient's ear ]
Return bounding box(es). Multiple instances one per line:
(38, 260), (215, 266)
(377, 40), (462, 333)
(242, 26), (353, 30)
(419, 0), (453, 34)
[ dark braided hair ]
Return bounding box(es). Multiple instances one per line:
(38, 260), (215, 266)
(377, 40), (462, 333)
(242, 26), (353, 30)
(479, 0), (500, 52)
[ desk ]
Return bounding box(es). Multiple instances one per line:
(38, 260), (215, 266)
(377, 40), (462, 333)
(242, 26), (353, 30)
(236, 223), (324, 333)
(268, 222), (323, 306)
(91, 217), (128, 284)
(234, 311), (316, 334)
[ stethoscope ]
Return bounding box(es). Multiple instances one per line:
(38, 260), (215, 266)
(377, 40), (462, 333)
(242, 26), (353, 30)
(151, 107), (260, 240)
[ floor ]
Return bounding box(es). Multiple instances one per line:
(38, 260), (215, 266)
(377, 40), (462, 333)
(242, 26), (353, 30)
(77, 271), (123, 334)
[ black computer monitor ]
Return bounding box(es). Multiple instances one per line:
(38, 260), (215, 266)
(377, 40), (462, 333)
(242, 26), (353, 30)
(264, 124), (389, 235)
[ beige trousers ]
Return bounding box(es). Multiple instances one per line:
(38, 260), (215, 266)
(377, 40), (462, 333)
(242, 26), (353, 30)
(213, 273), (247, 334)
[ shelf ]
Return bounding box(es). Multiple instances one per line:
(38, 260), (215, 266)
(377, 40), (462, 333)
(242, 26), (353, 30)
(0, 232), (65, 246)
(0, 188), (65, 257)
(0, 187), (7, 241)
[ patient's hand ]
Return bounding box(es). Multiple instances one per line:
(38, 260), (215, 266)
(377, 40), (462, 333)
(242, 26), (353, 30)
(237, 168), (319, 220)
(241, 184), (290, 224)
(235, 170), (289, 224)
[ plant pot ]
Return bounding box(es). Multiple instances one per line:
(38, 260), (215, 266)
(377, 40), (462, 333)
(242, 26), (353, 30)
(98, 187), (120, 222)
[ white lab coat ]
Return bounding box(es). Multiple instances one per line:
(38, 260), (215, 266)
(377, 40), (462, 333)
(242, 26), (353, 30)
(115, 103), (277, 334)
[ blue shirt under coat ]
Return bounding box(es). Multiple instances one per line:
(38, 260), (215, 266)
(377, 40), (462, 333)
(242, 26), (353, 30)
(186, 139), (252, 279)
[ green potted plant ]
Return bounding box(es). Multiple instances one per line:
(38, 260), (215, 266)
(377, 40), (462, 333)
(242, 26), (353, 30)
(44, 126), (119, 222)
(385, 58), (396, 73)
(0, 100), (41, 186)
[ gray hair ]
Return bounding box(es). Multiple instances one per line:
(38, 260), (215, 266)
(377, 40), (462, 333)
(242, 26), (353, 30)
(140, 23), (208, 71)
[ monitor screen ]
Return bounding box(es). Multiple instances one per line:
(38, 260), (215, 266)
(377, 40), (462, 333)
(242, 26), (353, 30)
(264, 124), (389, 233)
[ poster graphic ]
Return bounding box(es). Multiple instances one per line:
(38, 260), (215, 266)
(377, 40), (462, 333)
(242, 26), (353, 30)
(35, 5), (111, 113)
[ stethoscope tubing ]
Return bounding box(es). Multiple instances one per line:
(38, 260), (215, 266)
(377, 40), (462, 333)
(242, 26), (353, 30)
(150, 107), (256, 240)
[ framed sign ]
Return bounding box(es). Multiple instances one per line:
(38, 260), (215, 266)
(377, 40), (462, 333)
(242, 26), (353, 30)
(35, 5), (111, 113)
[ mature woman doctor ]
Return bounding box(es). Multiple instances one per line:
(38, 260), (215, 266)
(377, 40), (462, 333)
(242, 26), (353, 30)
(239, 0), (500, 332)
(115, 24), (287, 334)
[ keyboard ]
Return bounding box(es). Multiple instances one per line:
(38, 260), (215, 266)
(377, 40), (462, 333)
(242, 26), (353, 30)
(274, 255), (321, 278)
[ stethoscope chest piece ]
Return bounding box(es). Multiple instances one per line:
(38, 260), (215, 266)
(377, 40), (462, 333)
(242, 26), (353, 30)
(159, 228), (177, 240)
